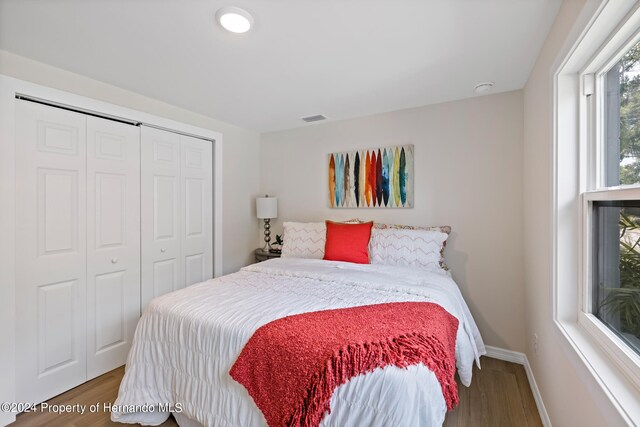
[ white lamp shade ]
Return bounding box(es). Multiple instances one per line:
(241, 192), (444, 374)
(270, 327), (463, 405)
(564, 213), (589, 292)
(256, 197), (278, 219)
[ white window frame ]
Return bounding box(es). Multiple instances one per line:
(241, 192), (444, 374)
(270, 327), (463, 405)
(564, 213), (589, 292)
(579, 12), (640, 392)
(554, 1), (640, 424)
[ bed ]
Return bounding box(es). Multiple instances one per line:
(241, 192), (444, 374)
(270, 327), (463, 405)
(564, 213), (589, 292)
(111, 256), (485, 427)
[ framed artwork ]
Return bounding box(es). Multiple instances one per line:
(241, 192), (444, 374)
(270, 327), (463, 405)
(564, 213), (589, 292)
(328, 144), (414, 208)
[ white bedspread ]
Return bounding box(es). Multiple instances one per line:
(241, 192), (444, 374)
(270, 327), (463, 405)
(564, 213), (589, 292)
(112, 258), (485, 427)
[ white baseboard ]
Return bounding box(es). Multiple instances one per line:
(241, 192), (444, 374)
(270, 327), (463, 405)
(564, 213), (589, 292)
(485, 345), (526, 365)
(484, 346), (551, 427)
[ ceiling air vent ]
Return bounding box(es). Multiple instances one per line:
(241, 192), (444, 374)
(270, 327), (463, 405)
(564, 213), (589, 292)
(301, 114), (327, 123)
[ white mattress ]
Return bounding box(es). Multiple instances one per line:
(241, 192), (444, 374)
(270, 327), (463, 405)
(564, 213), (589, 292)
(112, 258), (485, 427)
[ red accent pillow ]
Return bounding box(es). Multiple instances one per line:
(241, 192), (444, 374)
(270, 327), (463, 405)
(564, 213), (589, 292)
(323, 221), (373, 264)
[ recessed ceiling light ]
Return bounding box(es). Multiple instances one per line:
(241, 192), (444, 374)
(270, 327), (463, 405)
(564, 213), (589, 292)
(474, 82), (494, 94)
(216, 7), (254, 33)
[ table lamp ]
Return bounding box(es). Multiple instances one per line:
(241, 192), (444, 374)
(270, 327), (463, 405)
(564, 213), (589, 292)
(256, 195), (278, 251)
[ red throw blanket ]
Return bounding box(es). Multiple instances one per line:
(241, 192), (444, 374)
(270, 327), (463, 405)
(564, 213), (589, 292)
(229, 302), (459, 427)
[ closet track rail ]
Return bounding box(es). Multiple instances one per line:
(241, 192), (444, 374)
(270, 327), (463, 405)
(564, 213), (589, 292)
(14, 93), (216, 143)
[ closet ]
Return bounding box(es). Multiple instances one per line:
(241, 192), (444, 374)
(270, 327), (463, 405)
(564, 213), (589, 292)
(140, 126), (213, 310)
(13, 99), (213, 405)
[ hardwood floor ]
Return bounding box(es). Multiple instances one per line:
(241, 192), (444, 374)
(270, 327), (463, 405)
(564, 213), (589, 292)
(12, 356), (542, 426)
(10, 367), (177, 427)
(444, 357), (543, 427)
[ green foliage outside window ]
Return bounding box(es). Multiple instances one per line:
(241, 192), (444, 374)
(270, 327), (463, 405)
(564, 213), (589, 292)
(600, 212), (640, 345)
(619, 43), (640, 185)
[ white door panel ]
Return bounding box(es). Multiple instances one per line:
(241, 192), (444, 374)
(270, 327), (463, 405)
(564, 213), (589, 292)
(141, 128), (212, 310)
(37, 168), (79, 256)
(94, 270), (125, 350)
(185, 253), (205, 287)
(15, 100), (87, 404)
(153, 258), (179, 296)
(37, 280), (78, 374)
(141, 127), (182, 310)
(181, 135), (213, 287)
(86, 116), (140, 380)
(154, 175), (179, 240)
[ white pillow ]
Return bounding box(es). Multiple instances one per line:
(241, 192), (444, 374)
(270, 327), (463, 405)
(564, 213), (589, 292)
(368, 228), (448, 271)
(281, 222), (326, 259)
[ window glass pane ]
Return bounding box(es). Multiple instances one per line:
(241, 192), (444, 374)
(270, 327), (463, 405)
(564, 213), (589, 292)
(593, 200), (640, 356)
(605, 42), (640, 186)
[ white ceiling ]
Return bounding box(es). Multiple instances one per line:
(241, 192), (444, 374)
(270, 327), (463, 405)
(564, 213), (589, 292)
(0, 0), (561, 132)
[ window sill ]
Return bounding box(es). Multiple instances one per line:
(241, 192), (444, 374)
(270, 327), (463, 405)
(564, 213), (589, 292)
(578, 312), (640, 390)
(555, 318), (640, 425)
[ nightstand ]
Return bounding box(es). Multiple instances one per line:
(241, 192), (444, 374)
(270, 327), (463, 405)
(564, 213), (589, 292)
(254, 248), (281, 263)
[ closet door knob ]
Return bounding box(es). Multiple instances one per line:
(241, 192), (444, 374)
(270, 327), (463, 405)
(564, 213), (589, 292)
(160, 247), (166, 253)
(111, 258), (118, 264)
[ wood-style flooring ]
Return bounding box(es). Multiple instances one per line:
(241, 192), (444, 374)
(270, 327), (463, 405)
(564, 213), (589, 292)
(12, 356), (542, 427)
(443, 357), (543, 427)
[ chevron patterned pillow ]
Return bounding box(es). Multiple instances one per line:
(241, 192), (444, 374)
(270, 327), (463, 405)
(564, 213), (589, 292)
(281, 222), (326, 259)
(368, 227), (449, 271)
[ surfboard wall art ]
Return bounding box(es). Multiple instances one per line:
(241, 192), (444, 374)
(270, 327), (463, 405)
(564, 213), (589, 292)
(328, 145), (414, 208)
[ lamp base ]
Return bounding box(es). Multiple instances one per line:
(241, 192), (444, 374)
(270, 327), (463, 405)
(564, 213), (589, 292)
(262, 218), (272, 251)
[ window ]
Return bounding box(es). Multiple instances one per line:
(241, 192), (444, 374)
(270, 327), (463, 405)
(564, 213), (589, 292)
(579, 31), (640, 390)
(554, 2), (640, 422)
(586, 39), (640, 363)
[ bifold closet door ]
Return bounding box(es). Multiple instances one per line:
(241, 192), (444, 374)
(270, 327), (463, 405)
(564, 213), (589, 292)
(15, 101), (88, 404)
(141, 127), (212, 311)
(86, 116), (140, 380)
(15, 100), (142, 404)
(181, 135), (213, 287)
(141, 127), (182, 310)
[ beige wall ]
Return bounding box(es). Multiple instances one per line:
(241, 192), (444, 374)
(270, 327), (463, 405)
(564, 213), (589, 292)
(260, 91), (526, 352)
(0, 49), (260, 274)
(523, 0), (610, 425)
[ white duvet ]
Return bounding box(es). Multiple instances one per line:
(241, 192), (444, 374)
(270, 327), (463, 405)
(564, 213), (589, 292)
(112, 258), (485, 427)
